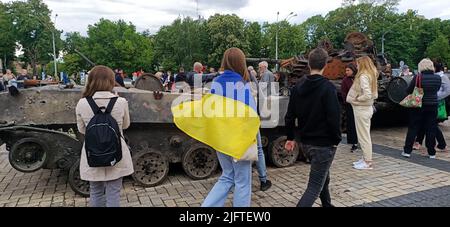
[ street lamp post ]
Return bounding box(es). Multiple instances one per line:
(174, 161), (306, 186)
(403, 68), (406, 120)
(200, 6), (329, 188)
(276, 12), (279, 71)
(52, 14), (58, 80)
(32, 13), (59, 80)
(275, 12), (296, 71)
(381, 31), (390, 55)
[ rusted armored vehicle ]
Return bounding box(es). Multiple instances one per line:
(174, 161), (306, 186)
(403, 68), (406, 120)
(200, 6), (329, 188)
(2, 32), (401, 197)
(280, 32), (411, 128)
(249, 32), (411, 129)
(0, 74), (297, 197)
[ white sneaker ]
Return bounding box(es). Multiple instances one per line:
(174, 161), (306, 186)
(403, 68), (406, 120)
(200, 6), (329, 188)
(353, 161), (373, 170)
(401, 152), (411, 158)
(353, 159), (364, 166)
(429, 155), (436, 159)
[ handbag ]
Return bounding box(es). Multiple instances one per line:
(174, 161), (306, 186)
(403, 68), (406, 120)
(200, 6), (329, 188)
(400, 75), (423, 108)
(438, 100), (448, 120)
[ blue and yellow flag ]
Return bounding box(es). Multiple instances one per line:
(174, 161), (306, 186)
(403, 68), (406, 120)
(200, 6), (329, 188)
(171, 70), (260, 160)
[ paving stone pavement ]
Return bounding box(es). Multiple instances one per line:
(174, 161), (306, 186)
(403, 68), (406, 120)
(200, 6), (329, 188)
(356, 185), (450, 207)
(1, 123), (450, 207)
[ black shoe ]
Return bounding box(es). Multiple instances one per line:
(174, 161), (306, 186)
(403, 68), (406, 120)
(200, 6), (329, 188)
(260, 180), (272, 191)
(351, 145), (358, 153)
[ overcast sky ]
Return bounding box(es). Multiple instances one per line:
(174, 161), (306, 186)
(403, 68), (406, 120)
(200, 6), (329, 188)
(2, 0), (450, 36)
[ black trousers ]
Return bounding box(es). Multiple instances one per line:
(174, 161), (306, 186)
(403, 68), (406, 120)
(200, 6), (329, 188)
(345, 104), (358, 145)
(415, 126), (447, 149)
(297, 144), (336, 207)
(404, 106), (438, 155)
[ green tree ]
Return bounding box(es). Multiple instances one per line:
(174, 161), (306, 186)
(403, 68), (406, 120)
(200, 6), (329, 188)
(76, 19), (153, 74)
(153, 17), (209, 71)
(45, 60), (65, 77)
(64, 32), (87, 53)
(206, 14), (249, 66)
(360, 0), (400, 9)
(0, 2), (16, 70)
(8, 0), (63, 76)
(301, 3), (420, 67)
(413, 17), (447, 65)
(61, 53), (84, 76)
(342, 0), (400, 9)
(319, 4), (395, 46)
(426, 33), (450, 67)
(244, 22), (262, 57)
(262, 21), (306, 60)
(62, 32), (93, 74)
(301, 15), (327, 49)
(342, 0), (357, 6)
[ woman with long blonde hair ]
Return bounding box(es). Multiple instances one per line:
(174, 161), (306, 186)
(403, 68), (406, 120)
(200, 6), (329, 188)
(346, 56), (378, 170)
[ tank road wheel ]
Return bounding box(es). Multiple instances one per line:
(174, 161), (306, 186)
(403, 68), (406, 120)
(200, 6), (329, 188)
(132, 150), (169, 187)
(134, 74), (164, 92)
(9, 138), (48, 173)
(269, 136), (299, 168)
(68, 159), (90, 197)
(182, 144), (218, 180)
(261, 136), (269, 148)
(387, 77), (410, 104)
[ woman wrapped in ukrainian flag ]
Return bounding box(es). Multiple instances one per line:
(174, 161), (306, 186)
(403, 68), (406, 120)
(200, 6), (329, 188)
(172, 47), (260, 207)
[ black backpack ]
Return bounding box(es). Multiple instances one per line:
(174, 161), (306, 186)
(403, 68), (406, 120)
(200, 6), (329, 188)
(85, 97), (123, 167)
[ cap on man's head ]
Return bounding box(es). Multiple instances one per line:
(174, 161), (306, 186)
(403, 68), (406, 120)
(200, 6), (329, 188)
(402, 65), (409, 70)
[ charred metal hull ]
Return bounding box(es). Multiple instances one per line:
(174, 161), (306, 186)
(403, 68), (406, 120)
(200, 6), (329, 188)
(0, 85), (294, 197)
(0, 85), (289, 127)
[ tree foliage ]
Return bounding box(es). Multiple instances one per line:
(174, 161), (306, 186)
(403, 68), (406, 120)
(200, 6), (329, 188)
(2, 0), (450, 77)
(261, 21), (306, 59)
(244, 22), (262, 58)
(152, 17), (209, 71)
(426, 33), (450, 67)
(0, 2), (16, 70)
(206, 14), (249, 67)
(342, 0), (400, 9)
(8, 0), (62, 76)
(304, 3), (448, 68)
(63, 19), (154, 75)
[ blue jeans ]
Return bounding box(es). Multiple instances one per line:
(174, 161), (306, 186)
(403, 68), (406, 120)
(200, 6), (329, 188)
(202, 152), (252, 207)
(255, 131), (268, 182)
(89, 178), (123, 207)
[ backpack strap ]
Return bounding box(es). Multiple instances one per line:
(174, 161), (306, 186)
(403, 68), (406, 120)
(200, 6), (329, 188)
(105, 97), (119, 114)
(86, 97), (101, 114)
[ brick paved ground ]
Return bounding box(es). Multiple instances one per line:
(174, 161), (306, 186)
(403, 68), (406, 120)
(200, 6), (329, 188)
(1, 122), (449, 207)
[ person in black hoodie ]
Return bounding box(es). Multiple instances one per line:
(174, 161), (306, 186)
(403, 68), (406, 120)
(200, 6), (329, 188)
(285, 48), (341, 207)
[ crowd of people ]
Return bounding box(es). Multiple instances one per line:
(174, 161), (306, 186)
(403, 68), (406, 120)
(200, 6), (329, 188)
(4, 44), (448, 208)
(61, 47), (450, 207)
(79, 54), (281, 207)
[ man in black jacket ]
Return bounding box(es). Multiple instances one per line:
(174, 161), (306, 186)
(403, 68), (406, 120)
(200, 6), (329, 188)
(187, 62), (218, 88)
(285, 48), (341, 207)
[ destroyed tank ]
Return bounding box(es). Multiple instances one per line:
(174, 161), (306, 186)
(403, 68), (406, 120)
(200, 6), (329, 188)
(2, 32), (404, 197)
(0, 74), (299, 197)
(249, 32), (411, 130)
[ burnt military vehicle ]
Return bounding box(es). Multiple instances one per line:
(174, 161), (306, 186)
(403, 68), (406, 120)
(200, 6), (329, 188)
(249, 32), (411, 130)
(0, 73), (296, 197)
(0, 32), (408, 197)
